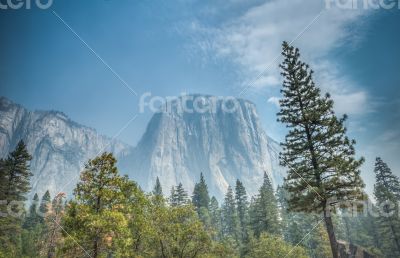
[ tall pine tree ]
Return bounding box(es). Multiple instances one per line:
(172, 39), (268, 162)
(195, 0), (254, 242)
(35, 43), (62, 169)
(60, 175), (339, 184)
(235, 179), (249, 243)
(192, 173), (210, 211)
(38, 190), (51, 220)
(170, 183), (188, 206)
(221, 186), (239, 242)
(0, 140), (32, 256)
(373, 157), (400, 256)
(249, 172), (280, 237)
(153, 176), (163, 197)
(278, 42), (364, 258)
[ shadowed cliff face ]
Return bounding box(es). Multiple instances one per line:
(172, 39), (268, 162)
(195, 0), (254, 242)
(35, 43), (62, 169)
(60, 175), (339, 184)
(0, 95), (284, 201)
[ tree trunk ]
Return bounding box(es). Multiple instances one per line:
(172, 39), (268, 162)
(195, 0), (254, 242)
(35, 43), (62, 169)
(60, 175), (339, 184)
(389, 220), (400, 255)
(93, 237), (98, 258)
(324, 209), (339, 258)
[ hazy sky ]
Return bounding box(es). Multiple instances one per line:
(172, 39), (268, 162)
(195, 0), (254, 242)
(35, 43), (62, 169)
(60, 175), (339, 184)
(1, 0), (399, 194)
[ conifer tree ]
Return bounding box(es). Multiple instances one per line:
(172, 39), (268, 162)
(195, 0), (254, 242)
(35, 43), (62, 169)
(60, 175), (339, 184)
(44, 192), (66, 258)
(209, 196), (222, 239)
(0, 140), (32, 255)
(24, 193), (40, 229)
(373, 157), (400, 256)
(278, 42), (364, 258)
(221, 186), (239, 241)
(170, 186), (177, 206)
(39, 190), (51, 220)
(192, 173), (210, 211)
(277, 185), (331, 258)
(153, 176), (163, 197)
(235, 179), (249, 243)
(0, 140), (32, 203)
(249, 172), (280, 237)
(21, 193), (43, 257)
(170, 183), (188, 206)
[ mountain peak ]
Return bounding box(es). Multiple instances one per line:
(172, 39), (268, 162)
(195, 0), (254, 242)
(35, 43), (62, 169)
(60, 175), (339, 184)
(130, 94), (284, 199)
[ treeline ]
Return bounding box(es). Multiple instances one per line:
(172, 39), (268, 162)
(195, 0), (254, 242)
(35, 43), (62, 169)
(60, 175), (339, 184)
(1, 141), (400, 258)
(0, 143), (309, 257)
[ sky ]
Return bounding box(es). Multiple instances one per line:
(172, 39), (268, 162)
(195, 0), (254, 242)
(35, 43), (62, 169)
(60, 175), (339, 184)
(0, 0), (399, 195)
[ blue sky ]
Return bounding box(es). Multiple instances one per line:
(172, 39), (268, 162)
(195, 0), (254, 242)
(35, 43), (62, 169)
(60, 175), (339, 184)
(1, 0), (399, 194)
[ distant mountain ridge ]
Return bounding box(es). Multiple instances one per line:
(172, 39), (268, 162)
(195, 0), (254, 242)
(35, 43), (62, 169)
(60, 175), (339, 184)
(0, 96), (133, 200)
(0, 96), (285, 200)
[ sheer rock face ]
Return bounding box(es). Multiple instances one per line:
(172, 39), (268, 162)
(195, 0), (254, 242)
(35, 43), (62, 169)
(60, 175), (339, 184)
(0, 95), (284, 201)
(127, 95), (284, 199)
(0, 97), (132, 199)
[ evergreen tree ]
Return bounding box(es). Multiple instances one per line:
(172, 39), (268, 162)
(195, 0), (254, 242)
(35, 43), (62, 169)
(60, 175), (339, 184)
(24, 193), (40, 229)
(21, 193), (43, 257)
(0, 140), (32, 256)
(209, 196), (222, 239)
(153, 176), (163, 197)
(0, 140), (32, 203)
(249, 172), (280, 237)
(62, 152), (130, 258)
(373, 157), (400, 256)
(221, 186), (239, 241)
(170, 183), (188, 206)
(277, 185), (331, 258)
(39, 190), (51, 220)
(278, 42), (364, 258)
(192, 173), (210, 211)
(44, 192), (66, 258)
(235, 179), (249, 243)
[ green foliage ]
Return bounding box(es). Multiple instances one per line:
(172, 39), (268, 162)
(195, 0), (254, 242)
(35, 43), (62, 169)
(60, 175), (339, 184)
(21, 193), (46, 257)
(245, 233), (309, 258)
(373, 157), (400, 256)
(42, 192), (66, 258)
(170, 183), (189, 206)
(3, 141), (377, 257)
(278, 42), (365, 257)
(235, 179), (249, 243)
(221, 186), (239, 242)
(277, 185), (331, 258)
(153, 176), (163, 197)
(249, 173), (280, 237)
(209, 196), (222, 239)
(150, 204), (212, 257)
(62, 152), (130, 257)
(39, 190), (51, 218)
(192, 173), (210, 211)
(0, 140), (32, 256)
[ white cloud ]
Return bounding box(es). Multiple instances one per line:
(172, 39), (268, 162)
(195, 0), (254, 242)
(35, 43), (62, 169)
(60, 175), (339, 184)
(188, 0), (374, 115)
(267, 96), (280, 108)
